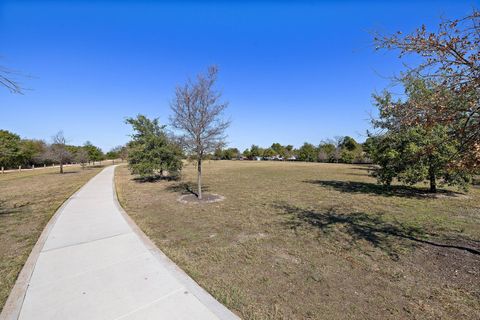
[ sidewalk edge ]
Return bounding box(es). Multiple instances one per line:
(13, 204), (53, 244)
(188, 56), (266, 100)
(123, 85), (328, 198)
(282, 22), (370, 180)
(112, 165), (240, 320)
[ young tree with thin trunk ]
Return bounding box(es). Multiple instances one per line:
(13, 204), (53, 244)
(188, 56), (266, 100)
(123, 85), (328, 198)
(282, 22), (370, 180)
(75, 148), (89, 170)
(170, 66), (230, 200)
(47, 131), (71, 174)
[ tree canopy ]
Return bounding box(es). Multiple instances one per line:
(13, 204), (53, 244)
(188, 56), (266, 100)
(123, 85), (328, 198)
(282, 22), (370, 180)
(374, 9), (480, 170)
(368, 78), (474, 192)
(126, 115), (182, 178)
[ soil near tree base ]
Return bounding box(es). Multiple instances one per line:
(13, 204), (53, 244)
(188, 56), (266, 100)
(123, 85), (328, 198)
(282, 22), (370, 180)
(178, 193), (225, 204)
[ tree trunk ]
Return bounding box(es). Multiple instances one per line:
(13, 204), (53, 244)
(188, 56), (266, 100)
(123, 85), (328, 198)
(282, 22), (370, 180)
(429, 166), (436, 193)
(60, 161), (64, 174)
(197, 157), (202, 200)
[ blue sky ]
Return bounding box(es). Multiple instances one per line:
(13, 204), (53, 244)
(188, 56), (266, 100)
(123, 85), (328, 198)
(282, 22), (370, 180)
(0, 0), (476, 151)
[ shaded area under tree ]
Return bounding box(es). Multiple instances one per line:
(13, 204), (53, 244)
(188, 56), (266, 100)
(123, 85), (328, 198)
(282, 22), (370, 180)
(275, 203), (480, 258)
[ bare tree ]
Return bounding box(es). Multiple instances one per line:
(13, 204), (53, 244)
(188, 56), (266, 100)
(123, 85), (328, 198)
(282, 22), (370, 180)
(332, 136), (344, 163)
(75, 148), (89, 169)
(46, 131), (71, 174)
(170, 66), (230, 200)
(0, 65), (23, 94)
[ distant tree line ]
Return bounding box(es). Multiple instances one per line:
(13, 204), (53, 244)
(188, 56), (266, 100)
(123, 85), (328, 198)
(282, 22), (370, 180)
(212, 136), (369, 164)
(0, 129), (126, 173)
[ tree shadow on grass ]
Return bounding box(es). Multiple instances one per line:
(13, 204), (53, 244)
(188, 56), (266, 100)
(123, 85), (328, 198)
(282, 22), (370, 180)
(165, 182), (210, 197)
(275, 202), (480, 258)
(305, 180), (464, 199)
(132, 175), (180, 183)
(351, 166), (376, 172)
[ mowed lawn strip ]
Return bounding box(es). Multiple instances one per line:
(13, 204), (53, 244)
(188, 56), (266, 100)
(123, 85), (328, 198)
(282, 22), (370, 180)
(115, 161), (480, 320)
(0, 165), (107, 311)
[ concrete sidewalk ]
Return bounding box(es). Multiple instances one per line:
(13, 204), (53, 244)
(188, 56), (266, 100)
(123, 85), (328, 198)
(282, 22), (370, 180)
(2, 166), (239, 320)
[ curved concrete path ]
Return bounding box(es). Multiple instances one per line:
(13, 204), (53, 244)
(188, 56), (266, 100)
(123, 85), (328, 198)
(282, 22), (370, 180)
(2, 166), (239, 320)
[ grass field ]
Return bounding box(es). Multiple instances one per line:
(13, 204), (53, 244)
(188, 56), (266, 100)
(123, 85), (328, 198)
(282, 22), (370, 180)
(0, 165), (109, 311)
(116, 160), (480, 320)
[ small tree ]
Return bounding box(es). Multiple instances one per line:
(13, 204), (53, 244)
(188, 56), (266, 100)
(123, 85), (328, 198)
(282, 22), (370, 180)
(170, 66), (230, 200)
(126, 115), (182, 178)
(0, 130), (23, 169)
(47, 131), (71, 174)
(75, 148), (89, 169)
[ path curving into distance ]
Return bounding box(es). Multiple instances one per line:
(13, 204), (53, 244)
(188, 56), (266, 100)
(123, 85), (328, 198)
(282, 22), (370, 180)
(1, 166), (238, 320)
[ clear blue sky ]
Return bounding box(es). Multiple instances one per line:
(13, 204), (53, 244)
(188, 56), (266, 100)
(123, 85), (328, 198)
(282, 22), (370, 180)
(0, 0), (476, 151)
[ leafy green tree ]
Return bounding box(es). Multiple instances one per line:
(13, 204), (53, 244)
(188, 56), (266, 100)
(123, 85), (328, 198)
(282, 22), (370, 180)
(0, 130), (23, 169)
(242, 148), (251, 159)
(340, 136), (358, 151)
(118, 146), (128, 161)
(20, 139), (47, 166)
(374, 10), (480, 169)
(270, 143), (287, 158)
(262, 148), (275, 158)
(370, 78), (474, 192)
(249, 145), (263, 158)
(222, 148), (239, 160)
(284, 145), (294, 159)
(297, 143), (317, 162)
(106, 145), (124, 160)
(368, 125), (469, 192)
(340, 150), (355, 164)
(126, 115), (182, 178)
(83, 141), (104, 164)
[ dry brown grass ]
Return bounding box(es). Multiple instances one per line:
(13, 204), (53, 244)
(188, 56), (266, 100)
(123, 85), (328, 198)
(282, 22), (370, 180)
(115, 160), (480, 320)
(0, 165), (108, 311)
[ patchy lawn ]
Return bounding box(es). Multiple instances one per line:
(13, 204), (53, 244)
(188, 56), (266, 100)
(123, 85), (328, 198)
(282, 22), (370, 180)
(0, 165), (107, 311)
(115, 161), (480, 320)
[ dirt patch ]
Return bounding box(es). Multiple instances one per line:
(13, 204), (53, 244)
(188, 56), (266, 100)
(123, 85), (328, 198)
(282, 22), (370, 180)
(178, 193), (225, 204)
(236, 232), (268, 244)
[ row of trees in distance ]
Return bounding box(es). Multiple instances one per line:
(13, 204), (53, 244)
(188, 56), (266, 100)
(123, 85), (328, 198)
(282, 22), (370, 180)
(213, 136), (368, 163)
(0, 129), (126, 173)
